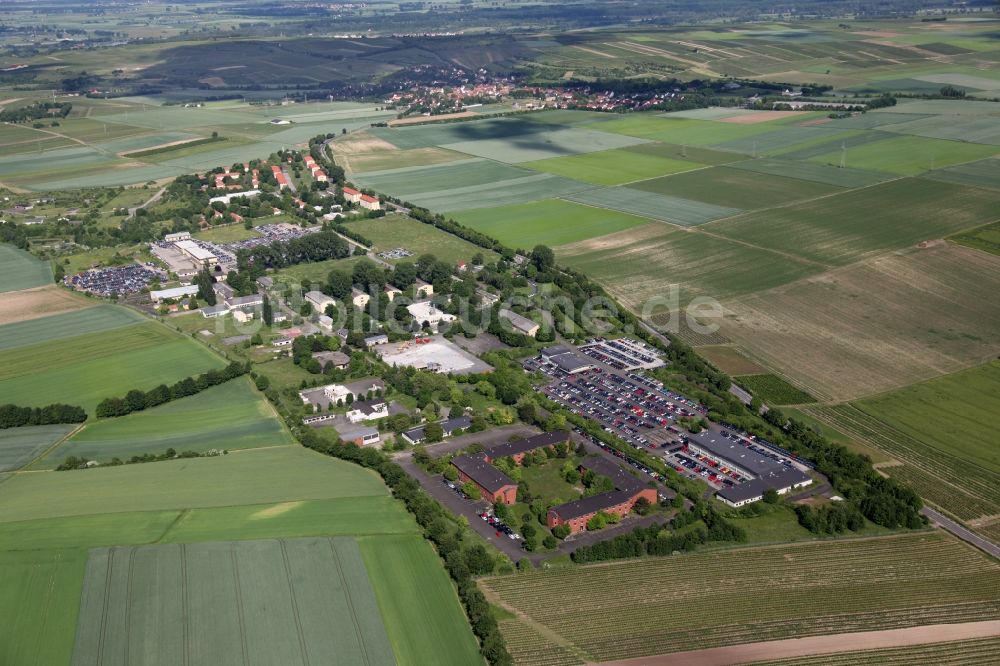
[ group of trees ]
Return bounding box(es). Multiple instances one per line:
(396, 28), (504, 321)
(95, 362), (248, 418)
(0, 403), (87, 429)
(57, 447), (223, 471)
(0, 101), (72, 123)
(236, 230), (350, 271)
(571, 503), (746, 564)
(794, 501), (865, 535)
(298, 432), (513, 666)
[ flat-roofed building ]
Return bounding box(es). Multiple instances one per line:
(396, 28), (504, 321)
(150, 285), (199, 303)
(175, 239), (218, 267)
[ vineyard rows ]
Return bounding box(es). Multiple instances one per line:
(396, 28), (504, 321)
(804, 405), (1000, 520)
(746, 636), (1000, 666)
(480, 534), (1000, 662)
(497, 618), (582, 666)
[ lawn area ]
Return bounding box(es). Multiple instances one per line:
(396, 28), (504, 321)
(0, 244), (52, 292)
(735, 374), (816, 405)
(519, 456), (582, 505)
(37, 377), (292, 468)
(0, 304), (144, 351)
(270, 254), (367, 287)
(854, 361), (1000, 474)
(0, 446), (388, 522)
(807, 134), (1000, 175)
(480, 532), (1000, 663)
(193, 222), (263, 243)
(0, 424), (76, 472)
(522, 147), (705, 186)
(0, 322), (225, 413)
(557, 223), (822, 312)
(345, 214), (498, 265)
(706, 178), (1000, 266)
(627, 166), (844, 210)
(452, 199), (650, 248)
(724, 504), (815, 544)
(0, 549), (87, 666)
(360, 534), (484, 666)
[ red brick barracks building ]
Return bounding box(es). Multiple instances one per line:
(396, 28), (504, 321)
(450, 431), (570, 505)
(450, 431), (656, 535)
(547, 457), (658, 535)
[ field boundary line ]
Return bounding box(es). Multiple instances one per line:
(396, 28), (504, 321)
(96, 547), (116, 666)
(154, 509), (191, 544)
(181, 543), (190, 666)
(229, 543), (251, 666)
(21, 422), (85, 471)
(329, 537), (371, 666)
(279, 540), (312, 666)
(591, 620), (1000, 666)
(124, 546), (137, 664)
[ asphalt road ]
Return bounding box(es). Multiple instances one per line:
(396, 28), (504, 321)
(922, 506), (1000, 560)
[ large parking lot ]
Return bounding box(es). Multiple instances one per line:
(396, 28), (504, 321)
(578, 338), (665, 371)
(540, 366), (708, 451)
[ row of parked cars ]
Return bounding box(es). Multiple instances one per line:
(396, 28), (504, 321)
(478, 511), (521, 541)
(572, 426), (669, 498)
(673, 451), (741, 488)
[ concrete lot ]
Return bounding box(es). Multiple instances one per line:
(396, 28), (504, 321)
(375, 335), (493, 375)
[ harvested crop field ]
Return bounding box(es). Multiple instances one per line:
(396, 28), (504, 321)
(0, 285), (92, 325)
(480, 532), (1000, 663)
(557, 224), (821, 311)
(718, 110), (807, 124)
(72, 537), (396, 666)
(707, 178), (1000, 266)
(739, 635), (1000, 666)
(718, 243), (1000, 401)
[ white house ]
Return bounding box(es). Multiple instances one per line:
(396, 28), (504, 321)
(346, 399), (389, 423)
(351, 288), (370, 309)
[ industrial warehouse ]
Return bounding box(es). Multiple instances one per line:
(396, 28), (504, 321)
(684, 432), (813, 508)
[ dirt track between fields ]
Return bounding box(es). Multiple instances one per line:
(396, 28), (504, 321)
(593, 620), (1000, 666)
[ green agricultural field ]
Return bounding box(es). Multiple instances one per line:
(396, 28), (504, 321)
(951, 220), (1000, 257)
(0, 549), (87, 666)
(522, 147), (704, 186)
(0, 304), (144, 351)
(628, 166), (844, 209)
(735, 374), (816, 405)
(345, 215), (498, 265)
(0, 322), (225, 412)
(72, 537), (396, 666)
(452, 199), (650, 248)
(622, 141), (750, 166)
(808, 135), (999, 175)
(696, 346), (767, 376)
(480, 532), (1000, 663)
(0, 446), (387, 522)
(38, 378), (293, 467)
(925, 158), (1000, 191)
(710, 126), (859, 157)
(594, 114), (792, 146)
(563, 186), (741, 227)
(854, 361), (1000, 474)
(728, 157), (894, 188)
(707, 178), (1000, 266)
(804, 404), (1000, 523)
(351, 159), (591, 211)
(346, 146), (467, 173)
(0, 424), (76, 472)
(557, 223), (821, 312)
(360, 534), (484, 666)
(0, 244), (52, 292)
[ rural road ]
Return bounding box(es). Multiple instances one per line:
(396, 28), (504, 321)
(594, 620), (1000, 666)
(127, 186), (167, 219)
(923, 506), (1000, 560)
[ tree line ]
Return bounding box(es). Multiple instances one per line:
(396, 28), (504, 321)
(571, 503), (746, 564)
(0, 101), (72, 123)
(0, 403), (87, 429)
(95, 362), (249, 418)
(298, 430), (513, 666)
(235, 230), (350, 270)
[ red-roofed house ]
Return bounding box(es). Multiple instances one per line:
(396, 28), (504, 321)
(342, 186), (361, 203)
(359, 194), (380, 211)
